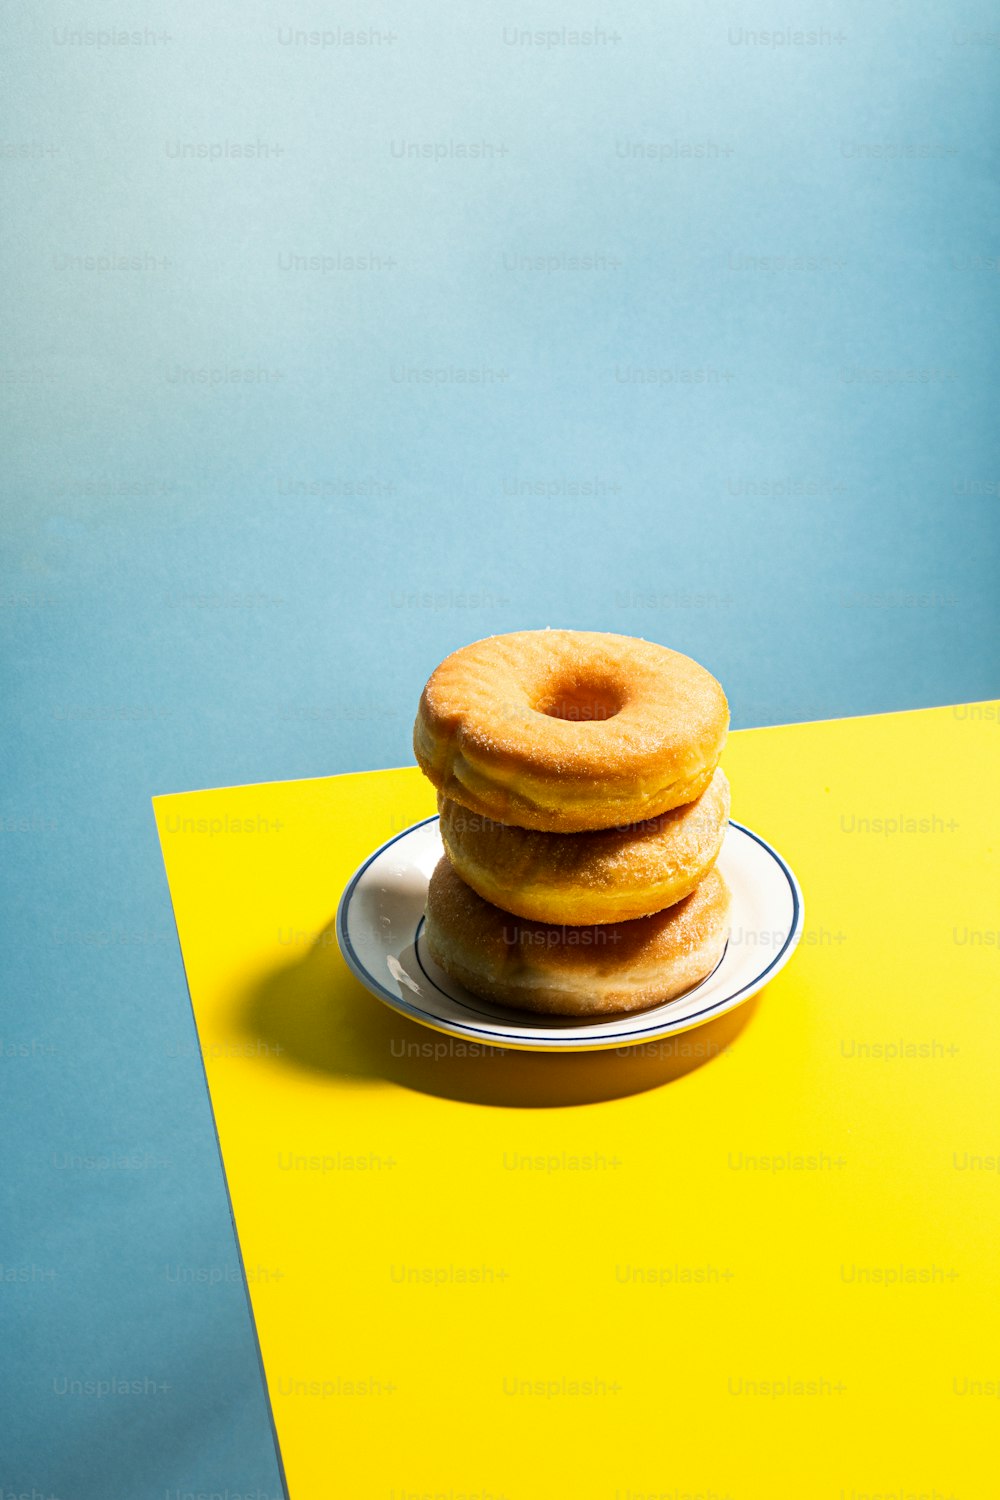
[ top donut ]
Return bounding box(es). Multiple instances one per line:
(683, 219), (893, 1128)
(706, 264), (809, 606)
(413, 629), (729, 832)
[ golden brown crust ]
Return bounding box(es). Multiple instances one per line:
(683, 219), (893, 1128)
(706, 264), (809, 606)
(439, 768), (730, 925)
(413, 629), (729, 833)
(423, 856), (732, 1017)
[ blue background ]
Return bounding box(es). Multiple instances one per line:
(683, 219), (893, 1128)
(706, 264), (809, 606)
(2, 1), (998, 1493)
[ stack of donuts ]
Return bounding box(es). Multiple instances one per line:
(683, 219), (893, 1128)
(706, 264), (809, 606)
(413, 629), (732, 1017)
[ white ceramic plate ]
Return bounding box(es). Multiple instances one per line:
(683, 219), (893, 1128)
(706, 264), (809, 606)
(336, 817), (804, 1052)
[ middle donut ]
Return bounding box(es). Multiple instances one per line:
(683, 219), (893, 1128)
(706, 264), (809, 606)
(438, 767), (730, 926)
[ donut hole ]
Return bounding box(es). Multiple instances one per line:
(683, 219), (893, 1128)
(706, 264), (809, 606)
(535, 681), (624, 723)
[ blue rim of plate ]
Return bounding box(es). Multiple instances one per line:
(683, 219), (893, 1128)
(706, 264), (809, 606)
(336, 814), (804, 1050)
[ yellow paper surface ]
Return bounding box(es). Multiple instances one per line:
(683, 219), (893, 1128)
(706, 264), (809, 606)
(154, 703), (999, 1500)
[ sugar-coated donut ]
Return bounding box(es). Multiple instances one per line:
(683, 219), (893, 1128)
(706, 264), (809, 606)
(423, 856), (732, 1017)
(413, 630), (728, 833)
(437, 768), (730, 926)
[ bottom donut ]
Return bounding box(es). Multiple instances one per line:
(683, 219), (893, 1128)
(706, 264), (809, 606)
(423, 855), (732, 1018)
